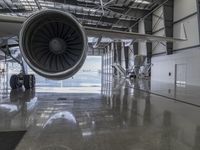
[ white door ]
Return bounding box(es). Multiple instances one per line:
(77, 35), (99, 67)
(175, 64), (187, 85)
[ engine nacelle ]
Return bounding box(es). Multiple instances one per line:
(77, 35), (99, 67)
(19, 10), (87, 79)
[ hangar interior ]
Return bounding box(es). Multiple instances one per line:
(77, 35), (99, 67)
(0, 0), (200, 150)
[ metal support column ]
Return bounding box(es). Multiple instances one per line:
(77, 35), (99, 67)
(113, 42), (117, 76)
(117, 42), (122, 65)
(116, 42), (122, 78)
(144, 14), (153, 64)
(163, 0), (174, 55)
(124, 46), (129, 71)
(101, 54), (104, 94)
(111, 42), (114, 77)
(121, 42), (126, 70)
(128, 44), (135, 70)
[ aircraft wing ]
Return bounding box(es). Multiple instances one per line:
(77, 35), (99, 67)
(85, 26), (186, 42)
(0, 14), (186, 42)
(0, 15), (24, 38)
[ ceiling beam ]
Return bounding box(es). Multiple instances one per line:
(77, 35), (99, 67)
(0, 8), (30, 13)
(73, 13), (136, 25)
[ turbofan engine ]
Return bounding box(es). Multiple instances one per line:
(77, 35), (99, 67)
(19, 10), (87, 79)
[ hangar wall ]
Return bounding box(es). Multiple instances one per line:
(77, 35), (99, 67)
(152, 47), (200, 85)
(152, 6), (166, 54)
(151, 0), (200, 85)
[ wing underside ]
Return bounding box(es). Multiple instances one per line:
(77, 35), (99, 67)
(84, 26), (186, 42)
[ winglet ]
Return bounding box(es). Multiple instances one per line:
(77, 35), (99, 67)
(180, 23), (188, 40)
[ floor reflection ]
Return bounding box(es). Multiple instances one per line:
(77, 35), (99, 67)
(12, 80), (200, 150)
(0, 89), (37, 131)
(128, 79), (200, 106)
(0, 73), (9, 101)
(0, 78), (199, 149)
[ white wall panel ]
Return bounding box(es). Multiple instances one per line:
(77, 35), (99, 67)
(138, 42), (147, 55)
(152, 7), (164, 32)
(151, 58), (175, 83)
(151, 47), (200, 86)
(152, 29), (166, 54)
(173, 15), (199, 50)
(152, 6), (166, 54)
(174, 0), (197, 22)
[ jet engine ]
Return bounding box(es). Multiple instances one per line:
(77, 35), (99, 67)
(19, 10), (87, 79)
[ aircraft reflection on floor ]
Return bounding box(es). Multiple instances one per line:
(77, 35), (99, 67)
(0, 89), (37, 131)
(35, 111), (82, 150)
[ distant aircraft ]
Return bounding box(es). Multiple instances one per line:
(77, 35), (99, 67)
(0, 9), (186, 89)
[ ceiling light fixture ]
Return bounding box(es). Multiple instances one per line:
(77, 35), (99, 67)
(134, 0), (151, 4)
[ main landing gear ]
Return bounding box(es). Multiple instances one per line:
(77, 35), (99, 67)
(0, 38), (36, 90)
(10, 74), (35, 90)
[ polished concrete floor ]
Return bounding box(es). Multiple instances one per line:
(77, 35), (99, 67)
(0, 79), (200, 150)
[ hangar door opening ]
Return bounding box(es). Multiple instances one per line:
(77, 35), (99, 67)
(33, 56), (102, 88)
(8, 56), (102, 91)
(175, 64), (187, 85)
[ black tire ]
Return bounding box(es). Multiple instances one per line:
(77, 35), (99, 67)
(10, 89), (18, 102)
(130, 74), (136, 80)
(10, 88), (24, 102)
(31, 75), (36, 88)
(24, 89), (35, 101)
(10, 75), (22, 89)
(23, 75), (36, 89)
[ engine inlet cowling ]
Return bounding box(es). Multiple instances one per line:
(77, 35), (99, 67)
(19, 10), (87, 79)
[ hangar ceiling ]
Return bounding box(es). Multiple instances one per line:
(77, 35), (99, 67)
(0, 0), (166, 31)
(0, 0), (169, 56)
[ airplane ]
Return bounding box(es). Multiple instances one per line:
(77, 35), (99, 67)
(0, 9), (186, 89)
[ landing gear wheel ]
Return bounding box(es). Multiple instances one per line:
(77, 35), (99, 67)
(10, 75), (23, 89)
(23, 75), (35, 89)
(130, 75), (136, 80)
